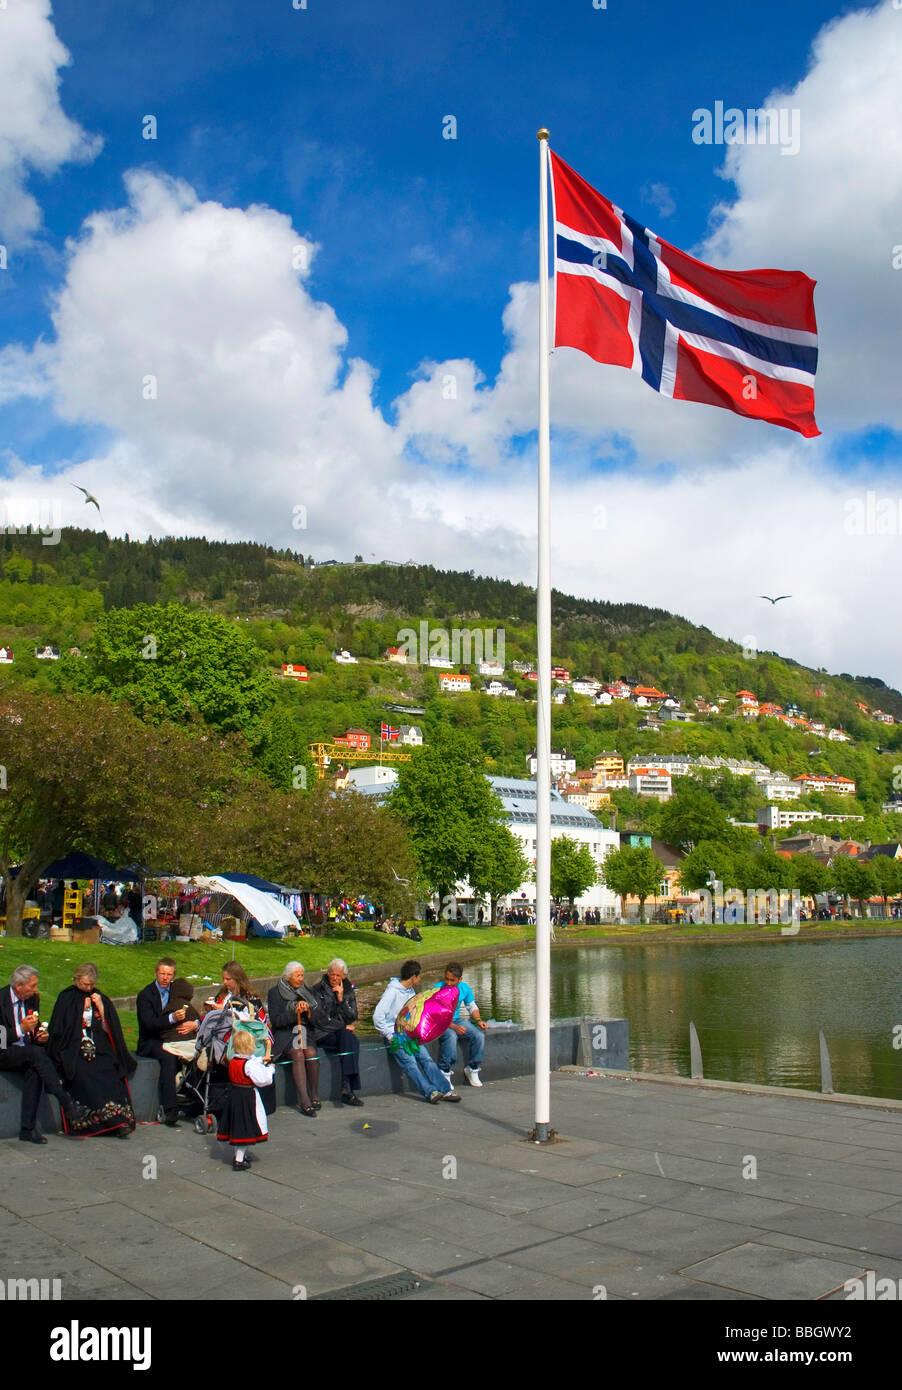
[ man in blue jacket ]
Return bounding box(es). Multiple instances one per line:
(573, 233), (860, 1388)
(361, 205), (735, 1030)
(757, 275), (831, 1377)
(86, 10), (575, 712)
(373, 960), (460, 1104)
(434, 962), (487, 1089)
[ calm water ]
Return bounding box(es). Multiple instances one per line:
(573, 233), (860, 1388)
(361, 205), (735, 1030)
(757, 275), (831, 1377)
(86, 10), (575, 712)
(456, 938), (902, 1101)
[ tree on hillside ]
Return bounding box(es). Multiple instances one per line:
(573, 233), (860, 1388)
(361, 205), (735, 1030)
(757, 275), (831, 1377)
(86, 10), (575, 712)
(657, 782), (736, 851)
(600, 844), (663, 923)
(550, 835), (597, 914)
(469, 822), (531, 923)
(388, 726), (503, 908)
(56, 603), (274, 736)
(0, 692), (262, 934)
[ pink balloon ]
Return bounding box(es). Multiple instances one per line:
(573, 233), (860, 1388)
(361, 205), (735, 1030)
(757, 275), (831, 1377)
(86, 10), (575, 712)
(397, 984), (459, 1045)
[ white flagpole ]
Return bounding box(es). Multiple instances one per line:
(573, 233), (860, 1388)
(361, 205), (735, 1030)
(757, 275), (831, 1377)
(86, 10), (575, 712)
(534, 127), (552, 1143)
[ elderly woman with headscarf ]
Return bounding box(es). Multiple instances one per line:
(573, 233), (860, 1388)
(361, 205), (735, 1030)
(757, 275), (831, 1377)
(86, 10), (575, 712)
(48, 962), (136, 1137)
(266, 962), (320, 1117)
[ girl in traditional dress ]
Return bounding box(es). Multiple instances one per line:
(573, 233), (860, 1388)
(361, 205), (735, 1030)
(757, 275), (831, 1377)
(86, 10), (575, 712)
(48, 963), (136, 1137)
(217, 1029), (274, 1170)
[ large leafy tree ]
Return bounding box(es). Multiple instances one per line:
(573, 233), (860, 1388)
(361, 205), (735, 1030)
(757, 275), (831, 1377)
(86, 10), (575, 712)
(469, 823), (531, 922)
(678, 838), (743, 893)
(388, 726), (504, 906)
(601, 844), (663, 923)
(56, 603), (274, 736)
(657, 782), (734, 851)
(0, 691), (263, 934)
(258, 783), (419, 916)
(868, 853), (902, 913)
(550, 835), (598, 913)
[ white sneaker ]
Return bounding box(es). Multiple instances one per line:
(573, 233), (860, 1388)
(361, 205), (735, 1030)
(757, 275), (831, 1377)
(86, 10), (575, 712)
(464, 1066), (483, 1088)
(441, 1072), (455, 1091)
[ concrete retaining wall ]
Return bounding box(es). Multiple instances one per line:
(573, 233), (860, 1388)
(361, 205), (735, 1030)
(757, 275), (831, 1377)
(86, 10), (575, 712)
(0, 1017), (628, 1137)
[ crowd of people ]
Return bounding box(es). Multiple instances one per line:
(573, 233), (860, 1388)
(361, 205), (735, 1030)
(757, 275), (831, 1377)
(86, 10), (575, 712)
(0, 955), (488, 1165)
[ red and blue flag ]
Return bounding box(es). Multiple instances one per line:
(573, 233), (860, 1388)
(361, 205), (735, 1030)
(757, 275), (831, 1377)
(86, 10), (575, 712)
(550, 151), (819, 437)
(380, 723), (400, 741)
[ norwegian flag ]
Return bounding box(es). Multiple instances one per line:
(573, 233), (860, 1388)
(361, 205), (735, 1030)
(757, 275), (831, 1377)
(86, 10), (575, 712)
(550, 151), (819, 437)
(380, 723), (400, 741)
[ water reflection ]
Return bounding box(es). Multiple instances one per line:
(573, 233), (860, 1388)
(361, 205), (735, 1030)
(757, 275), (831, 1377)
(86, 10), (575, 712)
(462, 938), (902, 1101)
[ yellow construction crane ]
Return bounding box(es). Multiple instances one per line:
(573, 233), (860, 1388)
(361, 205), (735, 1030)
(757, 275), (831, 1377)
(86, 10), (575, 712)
(308, 742), (413, 780)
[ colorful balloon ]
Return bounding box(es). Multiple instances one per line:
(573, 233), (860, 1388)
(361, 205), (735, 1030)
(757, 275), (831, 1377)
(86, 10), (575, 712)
(391, 984), (459, 1055)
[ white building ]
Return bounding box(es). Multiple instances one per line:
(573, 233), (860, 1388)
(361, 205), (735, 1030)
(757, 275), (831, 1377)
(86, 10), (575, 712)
(483, 679), (517, 698)
(628, 769), (673, 800)
(0, 646), (12, 663)
(439, 672), (470, 692)
(333, 649), (358, 664)
(478, 658), (505, 677)
(34, 646), (60, 660)
(827, 728), (852, 742)
(571, 678), (601, 697)
(527, 748), (576, 778)
(346, 765), (398, 789)
(758, 778), (802, 801)
(398, 724), (423, 746)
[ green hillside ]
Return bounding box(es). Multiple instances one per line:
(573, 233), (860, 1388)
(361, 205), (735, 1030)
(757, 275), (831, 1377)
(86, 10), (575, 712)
(1, 528), (900, 839)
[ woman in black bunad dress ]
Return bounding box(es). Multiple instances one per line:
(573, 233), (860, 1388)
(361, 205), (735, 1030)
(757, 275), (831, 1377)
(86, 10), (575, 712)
(48, 962), (136, 1137)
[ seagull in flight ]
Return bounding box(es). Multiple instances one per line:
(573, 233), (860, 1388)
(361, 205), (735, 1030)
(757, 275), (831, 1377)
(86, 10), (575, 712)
(759, 594), (792, 604)
(70, 484), (103, 519)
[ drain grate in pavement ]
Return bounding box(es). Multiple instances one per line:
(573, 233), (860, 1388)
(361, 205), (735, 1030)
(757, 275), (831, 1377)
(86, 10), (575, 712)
(311, 1271), (429, 1301)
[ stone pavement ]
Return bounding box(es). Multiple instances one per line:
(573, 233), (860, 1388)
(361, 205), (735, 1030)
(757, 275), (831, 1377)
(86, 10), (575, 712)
(2, 1071), (902, 1301)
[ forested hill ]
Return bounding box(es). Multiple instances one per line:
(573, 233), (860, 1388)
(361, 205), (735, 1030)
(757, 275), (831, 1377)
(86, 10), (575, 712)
(0, 527), (898, 723)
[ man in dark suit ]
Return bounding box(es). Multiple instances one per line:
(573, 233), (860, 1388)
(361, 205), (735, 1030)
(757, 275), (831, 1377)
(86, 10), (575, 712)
(137, 958), (198, 1125)
(0, 964), (88, 1143)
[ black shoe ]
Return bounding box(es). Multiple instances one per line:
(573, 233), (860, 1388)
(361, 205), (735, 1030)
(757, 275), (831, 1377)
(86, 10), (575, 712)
(163, 1111), (181, 1127)
(232, 1156), (251, 1171)
(63, 1100), (89, 1122)
(19, 1128), (47, 1145)
(341, 1092), (364, 1107)
(312, 1100), (322, 1111)
(296, 1105), (317, 1118)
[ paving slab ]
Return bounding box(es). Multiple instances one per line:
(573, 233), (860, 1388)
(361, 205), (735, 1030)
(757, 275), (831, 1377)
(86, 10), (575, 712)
(680, 1241), (868, 1300)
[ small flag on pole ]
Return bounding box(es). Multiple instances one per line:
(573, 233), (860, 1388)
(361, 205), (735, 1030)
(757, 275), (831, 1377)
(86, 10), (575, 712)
(380, 723), (400, 741)
(550, 151), (819, 437)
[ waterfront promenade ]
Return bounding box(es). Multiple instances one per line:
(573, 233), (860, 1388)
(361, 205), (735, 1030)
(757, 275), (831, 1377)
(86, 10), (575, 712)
(2, 1070), (902, 1301)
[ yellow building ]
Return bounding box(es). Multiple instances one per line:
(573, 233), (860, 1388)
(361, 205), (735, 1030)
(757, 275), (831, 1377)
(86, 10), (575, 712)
(593, 751), (624, 779)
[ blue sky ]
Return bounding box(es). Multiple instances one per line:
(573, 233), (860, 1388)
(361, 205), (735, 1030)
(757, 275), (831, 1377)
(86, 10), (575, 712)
(8, 0), (858, 414)
(1, 0), (901, 688)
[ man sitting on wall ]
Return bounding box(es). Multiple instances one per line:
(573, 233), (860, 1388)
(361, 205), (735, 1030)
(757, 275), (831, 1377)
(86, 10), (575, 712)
(137, 958), (199, 1126)
(433, 962), (487, 1089)
(0, 964), (88, 1143)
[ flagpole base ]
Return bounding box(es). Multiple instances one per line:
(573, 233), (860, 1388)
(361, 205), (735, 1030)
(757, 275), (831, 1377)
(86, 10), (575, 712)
(529, 1122), (555, 1144)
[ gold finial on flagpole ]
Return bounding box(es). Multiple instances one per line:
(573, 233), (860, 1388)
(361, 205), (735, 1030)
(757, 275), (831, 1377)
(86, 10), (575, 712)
(537, 128), (550, 141)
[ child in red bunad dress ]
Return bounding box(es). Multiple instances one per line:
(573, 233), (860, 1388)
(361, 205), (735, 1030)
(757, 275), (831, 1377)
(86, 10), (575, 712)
(217, 1029), (274, 1171)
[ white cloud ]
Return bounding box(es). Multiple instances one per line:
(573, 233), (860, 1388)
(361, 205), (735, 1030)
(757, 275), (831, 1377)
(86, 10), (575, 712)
(702, 1), (902, 431)
(0, 0), (101, 244)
